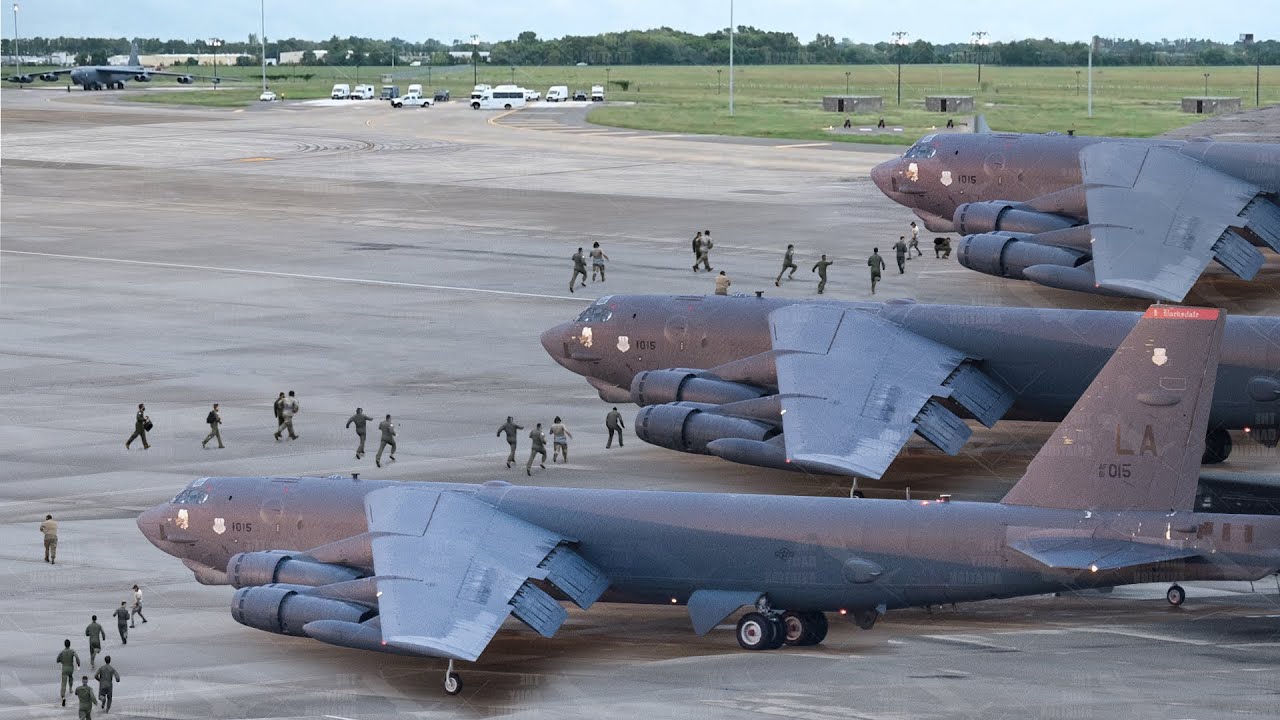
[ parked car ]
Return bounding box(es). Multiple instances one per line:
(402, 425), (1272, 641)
(433, 89), (450, 102)
(258, 89), (277, 102)
(572, 90), (588, 101)
(523, 89), (542, 101)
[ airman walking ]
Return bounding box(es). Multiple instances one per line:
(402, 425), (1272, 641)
(40, 513), (58, 564)
(274, 390), (299, 441)
(812, 255), (834, 294)
(693, 230), (713, 272)
(868, 247), (887, 294)
(497, 416), (524, 468)
(375, 415), (397, 468)
(94, 657), (120, 714)
(112, 602), (129, 644)
(894, 236), (908, 274)
(85, 616), (105, 668)
(775, 244), (798, 286)
(605, 407), (625, 448)
(125, 403), (150, 450)
(74, 676), (97, 719)
(570, 248), (588, 293)
(57, 639), (80, 706)
(201, 403), (224, 449)
(526, 423), (548, 476)
(346, 407), (374, 459)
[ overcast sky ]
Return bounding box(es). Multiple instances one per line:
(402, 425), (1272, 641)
(8, 0), (1269, 45)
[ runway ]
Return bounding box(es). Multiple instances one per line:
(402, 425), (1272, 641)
(2, 87), (1277, 718)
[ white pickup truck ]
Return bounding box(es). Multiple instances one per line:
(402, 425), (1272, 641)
(390, 91), (435, 108)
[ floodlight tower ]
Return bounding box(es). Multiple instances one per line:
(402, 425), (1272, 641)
(260, 0), (267, 92)
(972, 31), (989, 85)
(728, 0), (735, 117)
(12, 3), (20, 79)
(210, 38), (223, 88)
(892, 31), (909, 105)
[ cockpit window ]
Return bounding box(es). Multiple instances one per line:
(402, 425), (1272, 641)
(904, 137), (937, 159)
(575, 303), (613, 323)
(172, 488), (209, 504)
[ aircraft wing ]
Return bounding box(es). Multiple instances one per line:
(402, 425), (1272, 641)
(358, 486), (608, 661)
(1081, 143), (1277, 301)
(761, 305), (1013, 478)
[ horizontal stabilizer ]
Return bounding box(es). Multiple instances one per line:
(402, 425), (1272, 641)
(540, 545), (609, 609)
(1010, 535), (1201, 571)
(511, 582), (567, 638)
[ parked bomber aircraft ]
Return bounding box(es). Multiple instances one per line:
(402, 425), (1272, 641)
(869, 129), (1280, 301)
(5, 42), (226, 90)
(139, 307), (1279, 695)
(540, 295), (1280, 479)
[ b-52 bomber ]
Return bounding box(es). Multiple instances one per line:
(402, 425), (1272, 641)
(870, 128), (1280, 301)
(541, 295), (1280, 479)
(140, 306), (1279, 695)
(5, 42), (225, 90)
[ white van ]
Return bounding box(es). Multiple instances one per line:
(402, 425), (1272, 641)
(331, 83), (350, 99)
(350, 84), (376, 100)
(470, 83), (491, 101)
(590, 84), (605, 102)
(546, 85), (569, 102)
(470, 87), (527, 110)
(407, 83), (423, 97)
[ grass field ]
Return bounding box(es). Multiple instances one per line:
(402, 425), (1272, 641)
(114, 63), (1277, 144)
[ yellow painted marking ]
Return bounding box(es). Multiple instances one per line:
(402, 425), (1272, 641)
(237, 157), (275, 162)
(487, 106), (524, 126)
(775, 142), (830, 149)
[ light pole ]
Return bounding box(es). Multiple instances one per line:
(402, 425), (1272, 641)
(210, 38), (222, 88)
(1075, 69), (1081, 96)
(470, 34), (479, 86)
(972, 30), (988, 86)
(510, 65), (515, 84)
(845, 70), (850, 94)
(892, 31), (909, 105)
(606, 66), (610, 89)
(12, 3), (19, 79)
(728, 0), (734, 117)
(259, 0), (267, 92)
(716, 68), (722, 94)
(1203, 72), (1210, 96)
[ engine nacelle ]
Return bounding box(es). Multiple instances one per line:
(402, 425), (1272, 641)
(176, 75), (193, 84)
(39, 73), (59, 82)
(957, 233), (1087, 280)
(232, 584), (374, 636)
(635, 402), (774, 454)
(631, 370), (767, 407)
(134, 73), (152, 82)
(953, 201), (1076, 236)
(10, 74), (33, 83)
(227, 550), (364, 589)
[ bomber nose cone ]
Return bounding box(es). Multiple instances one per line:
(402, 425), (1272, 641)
(870, 159), (895, 197)
(136, 504), (166, 549)
(541, 324), (570, 365)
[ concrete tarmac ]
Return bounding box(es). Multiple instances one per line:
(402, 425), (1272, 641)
(2, 88), (1277, 718)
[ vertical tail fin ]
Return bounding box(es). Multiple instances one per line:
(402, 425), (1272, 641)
(1001, 306), (1224, 512)
(973, 114), (992, 134)
(129, 40), (140, 67)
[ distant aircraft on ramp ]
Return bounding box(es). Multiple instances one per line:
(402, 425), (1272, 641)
(139, 306), (1280, 695)
(5, 41), (227, 90)
(869, 126), (1280, 301)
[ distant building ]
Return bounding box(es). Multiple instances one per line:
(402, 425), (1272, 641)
(278, 49), (328, 64)
(924, 95), (975, 113)
(108, 52), (251, 66)
(448, 51), (490, 62)
(1181, 96), (1242, 114)
(822, 95), (883, 113)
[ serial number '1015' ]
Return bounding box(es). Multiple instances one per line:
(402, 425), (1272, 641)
(1098, 463), (1133, 479)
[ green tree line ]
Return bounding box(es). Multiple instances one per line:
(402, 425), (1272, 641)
(4, 30), (1277, 67)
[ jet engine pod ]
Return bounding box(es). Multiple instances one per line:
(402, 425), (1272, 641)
(957, 233), (1087, 280)
(631, 370), (767, 407)
(134, 73), (152, 82)
(635, 402), (774, 454)
(232, 584), (373, 636)
(227, 550), (364, 588)
(39, 73), (59, 82)
(10, 74), (33, 83)
(176, 75), (193, 84)
(953, 201), (1076, 236)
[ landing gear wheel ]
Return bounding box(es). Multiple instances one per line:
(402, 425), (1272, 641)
(852, 608), (879, 630)
(765, 617), (787, 649)
(736, 612), (777, 650)
(781, 611), (829, 646)
(1166, 584), (1186, 607)
(443, 659), (462, 695)
(1202, 427), (1232, 464)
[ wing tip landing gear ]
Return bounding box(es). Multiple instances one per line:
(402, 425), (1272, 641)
(1166, 584), (1186, 607)
(443, 658), (463, 695)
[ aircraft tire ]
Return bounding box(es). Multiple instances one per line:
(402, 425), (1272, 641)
(1166, 584), (1186, 607)
(736, 612), (777, 651)
(1202, 428), (1232, 465)
(780, 611), (829, 646)
(444, 671), (462, 695)
(765, 617), (787, 649)
(852, 608), (878, 630)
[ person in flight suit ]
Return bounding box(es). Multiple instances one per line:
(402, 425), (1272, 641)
(811, 255), (834, 294)
(497, 416), (524, 468)
(605, 407), (625, 448)
(690, 231), (703, 268)
(569, 248), (588, 293)
(376, 415), (397, 468)
(589, 242), (610, 282)
(84, 616), (105, 668)
(112, 602), (130, 644)
(40, 514), (58, 564)
(714, 270), (731, 295)
(775, 244), (798, 286)
(693, 230), (713, 272)
(868, 248), (887, 295)
(74, 676), (97, 719)
(57, 639), (81, 706)
(273, 392), (286, 431)
(125, 403), (150, 450)
(275, 391), (299, 441)
(201, 403), (224, 449)
(346, 407), (374, 459)
(94, 657), (120, 714)
(893, 236), (908, 274)
(526, 423), (548, 476)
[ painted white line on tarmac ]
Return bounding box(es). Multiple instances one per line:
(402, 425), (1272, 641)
(2, 250), (586, 302)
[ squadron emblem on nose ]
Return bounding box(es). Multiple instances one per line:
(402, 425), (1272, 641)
(1152, 348), (1168, 366)
(213, 517), (226, 535)
(617, 335), (631, 353)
